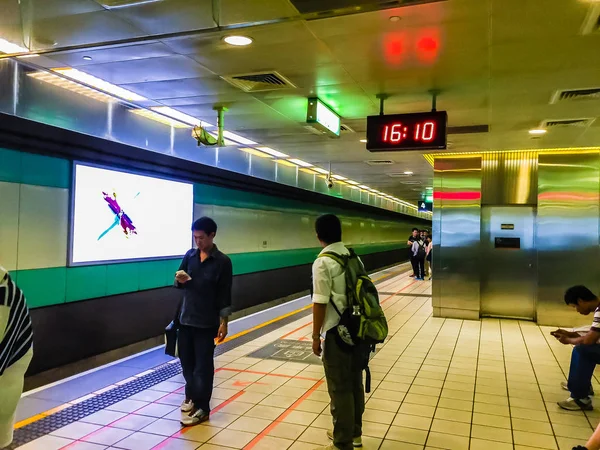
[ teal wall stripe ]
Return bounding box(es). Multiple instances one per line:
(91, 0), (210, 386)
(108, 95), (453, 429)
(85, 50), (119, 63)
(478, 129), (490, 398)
(13, 243), (404, 308)
(0, 148), (71, 189)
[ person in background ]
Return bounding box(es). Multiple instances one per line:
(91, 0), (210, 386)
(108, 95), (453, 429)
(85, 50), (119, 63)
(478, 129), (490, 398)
(426, 236), (433, 280)
(411, 233), (427, 281)
(175, 217), (233, 426)
(407, 228), (420, 277)
(553, 286), (600, 411)
(422, 230), (431, 277)
(0, 264), (34, 448)
(311, 214), (364, 450)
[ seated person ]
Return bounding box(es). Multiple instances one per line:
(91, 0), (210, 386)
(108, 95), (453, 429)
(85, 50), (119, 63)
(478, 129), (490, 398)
(553, 285), (600, 411)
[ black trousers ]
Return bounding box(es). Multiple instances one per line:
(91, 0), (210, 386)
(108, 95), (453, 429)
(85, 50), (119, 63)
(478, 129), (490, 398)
(413, 257), (425, 278)
(178, 325), (219, 412)
(410, 257), (419, 276)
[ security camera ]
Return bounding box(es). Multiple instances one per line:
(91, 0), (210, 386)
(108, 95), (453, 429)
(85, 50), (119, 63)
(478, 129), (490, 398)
(326, 175), (334, 189)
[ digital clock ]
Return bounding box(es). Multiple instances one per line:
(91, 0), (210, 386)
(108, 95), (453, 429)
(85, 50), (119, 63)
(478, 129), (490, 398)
(366, 111), (448, 152)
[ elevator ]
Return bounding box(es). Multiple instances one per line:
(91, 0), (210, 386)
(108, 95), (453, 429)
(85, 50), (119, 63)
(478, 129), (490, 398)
(480, 206), (537, 320)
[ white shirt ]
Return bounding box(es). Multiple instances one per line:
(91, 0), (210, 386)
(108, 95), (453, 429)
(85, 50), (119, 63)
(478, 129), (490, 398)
(312, 242), (349, 335)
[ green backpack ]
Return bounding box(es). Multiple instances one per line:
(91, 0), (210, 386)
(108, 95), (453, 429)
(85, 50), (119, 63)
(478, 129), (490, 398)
(319, 249), (389, 345)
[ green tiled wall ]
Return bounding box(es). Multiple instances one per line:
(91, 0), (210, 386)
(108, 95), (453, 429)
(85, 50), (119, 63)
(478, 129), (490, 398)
(1, 147), (413, 309)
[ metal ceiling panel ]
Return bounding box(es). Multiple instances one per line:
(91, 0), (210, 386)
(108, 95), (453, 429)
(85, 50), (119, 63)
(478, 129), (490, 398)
(110, 0), (216, 35)
(121, 77), (241, 99)
(49, 42), (176, 67)
(220, 0), (298, 26)
(82, 55), (212, 84)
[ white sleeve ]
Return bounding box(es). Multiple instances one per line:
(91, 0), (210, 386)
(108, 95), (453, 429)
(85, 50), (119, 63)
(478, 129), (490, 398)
(312, 258), (332, 304)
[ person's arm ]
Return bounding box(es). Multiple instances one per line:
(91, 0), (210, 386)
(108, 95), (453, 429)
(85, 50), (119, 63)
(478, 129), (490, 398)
(556, 329), (600, 346)
(216, 257), (233, 343)
(311, 259), (332, 356)
(576, 420), (600, 450)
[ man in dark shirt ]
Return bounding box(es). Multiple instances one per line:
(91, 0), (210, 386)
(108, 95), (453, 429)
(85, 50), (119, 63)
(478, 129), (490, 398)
(175, 217), (232, 426)
(407, 228), (419, 277)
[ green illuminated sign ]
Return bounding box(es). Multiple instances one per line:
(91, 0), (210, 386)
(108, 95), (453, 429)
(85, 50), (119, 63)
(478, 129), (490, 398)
(307, 98), (341, 137)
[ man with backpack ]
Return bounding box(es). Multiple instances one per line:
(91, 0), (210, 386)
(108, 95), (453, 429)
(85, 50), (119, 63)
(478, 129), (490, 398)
(411, 232), (427, 281)
(311, 214), (388, 450)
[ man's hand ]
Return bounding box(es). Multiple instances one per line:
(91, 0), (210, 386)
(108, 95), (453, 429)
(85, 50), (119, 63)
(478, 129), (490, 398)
(175, 270), (191, 284)
(557, 334), (572, 345)
(312, 338), (322, 357)
(216, 323), (228, 343)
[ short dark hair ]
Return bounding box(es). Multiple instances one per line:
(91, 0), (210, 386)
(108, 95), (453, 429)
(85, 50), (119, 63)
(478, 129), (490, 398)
(564, 285), (597, 305)
(315, 214), (342, 244)
(412, 227), (419, 232)
(192, 217), (217, 235)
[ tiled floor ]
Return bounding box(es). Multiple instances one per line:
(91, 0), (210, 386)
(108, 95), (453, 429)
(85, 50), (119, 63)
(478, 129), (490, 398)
(15, 271), (599, 450)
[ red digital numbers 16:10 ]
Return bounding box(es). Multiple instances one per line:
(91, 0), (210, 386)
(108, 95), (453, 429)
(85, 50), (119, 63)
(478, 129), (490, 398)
(382, 121), (436, 144)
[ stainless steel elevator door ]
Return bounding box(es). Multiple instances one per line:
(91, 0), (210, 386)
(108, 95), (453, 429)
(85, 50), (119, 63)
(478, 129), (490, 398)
(481, 206), (536, 320)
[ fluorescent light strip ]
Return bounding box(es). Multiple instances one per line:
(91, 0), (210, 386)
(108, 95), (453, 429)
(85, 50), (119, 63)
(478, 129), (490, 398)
(222, 130), (258, 146)
(103, 0), (163, 9)
(256, 146), (289, 158)
(313, 167), (330, 175)
(130, 109), (190, 128)
(332, 175), (347, 180)
(276, 160), (298, 168)
(27, 72), (116, 103)
(151, 107), (199, 127)
(53, 68), (146, 102)
(0, 38), (29, 54)
(288, 158), (313, 167)
(239, 147), (272, 158)
(346, 180), (359, 185)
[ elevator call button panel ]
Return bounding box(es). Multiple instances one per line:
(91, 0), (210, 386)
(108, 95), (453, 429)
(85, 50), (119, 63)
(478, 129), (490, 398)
(495, 237), (520, 249)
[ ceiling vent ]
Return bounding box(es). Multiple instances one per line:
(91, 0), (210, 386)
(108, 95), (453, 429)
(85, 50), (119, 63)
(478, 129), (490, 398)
(551, 88), (600, 104)
(448, 124), (489, 134)
(400, 180), (422, 185)
(365, 160), (394, 166)
(541, 118), (596, 128)
(221, 71), (296, 92)
(581, 4), (600, 35)
(340, 124), (355, 133)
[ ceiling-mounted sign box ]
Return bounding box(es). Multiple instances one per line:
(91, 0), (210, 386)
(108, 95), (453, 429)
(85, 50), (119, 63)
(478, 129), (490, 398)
(366, 111), (448, 151)
(307, 98), (341, 137)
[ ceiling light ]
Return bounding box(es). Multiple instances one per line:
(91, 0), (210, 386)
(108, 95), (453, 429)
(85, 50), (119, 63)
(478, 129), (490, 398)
(359, 139), (367, 143)
(358, 185), (370, 190)
(346, 180), (359, 185)
(100, 0), (163, 9)
(255, 146), (288, 158)
(426, 186), (433, 190)
(529, 129), (547, 136)
(389, 16), (402, 22)
(288, 158), (313, 168)
(151, 107), (199, 127)
(27, 72), (117, 103)
(53, 68), (146, 102)
(300, 168), (317, 175)
(82, 56), (93, 61)
(223, 35), (253, 46)
(332, 175), (347, 180)
(404, 171), (414, 175)
(222, 130), (257, 146)
(0, 38), (29, 54)
(130, 109), (190, 128)
(239, 147), (272, 158)
(313, 167), (330, 175)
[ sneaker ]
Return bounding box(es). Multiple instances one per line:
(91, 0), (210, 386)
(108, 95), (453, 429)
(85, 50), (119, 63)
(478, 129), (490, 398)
(326, 430), (362, 448)
(561, 381), (594, 396)
(181, 408), (209, 426)
(557, 397), (593, 411)
(181, 399), (194, 413)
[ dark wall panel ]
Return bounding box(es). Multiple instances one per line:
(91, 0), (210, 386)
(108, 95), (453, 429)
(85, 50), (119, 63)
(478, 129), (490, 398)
(28, 250), (406, 375)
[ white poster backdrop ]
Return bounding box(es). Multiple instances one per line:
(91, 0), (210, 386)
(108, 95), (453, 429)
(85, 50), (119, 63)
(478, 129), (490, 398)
(71, 164), (193, 264)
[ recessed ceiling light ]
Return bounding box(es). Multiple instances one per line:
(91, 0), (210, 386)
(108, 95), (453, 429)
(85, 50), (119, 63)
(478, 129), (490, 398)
(389, 16), (401, 22)
(360, 139), (367, 143)
(404, 171), (414, 175)
(82, 56), (93, 61)
(529, 129), (547, 136)
(426, 187), (433, 190)
(223, 35), (253, 46)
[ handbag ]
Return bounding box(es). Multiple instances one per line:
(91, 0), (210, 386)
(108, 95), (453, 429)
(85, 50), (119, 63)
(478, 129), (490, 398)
(165, 297), (183, 357)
